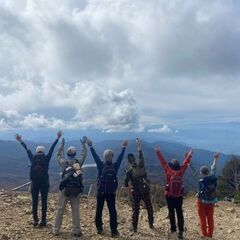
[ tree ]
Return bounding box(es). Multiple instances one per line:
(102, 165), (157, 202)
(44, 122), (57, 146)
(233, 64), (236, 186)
(222, 155), (240, 193)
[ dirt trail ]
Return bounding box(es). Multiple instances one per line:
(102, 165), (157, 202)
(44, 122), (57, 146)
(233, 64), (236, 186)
(0, 191), (239, 240)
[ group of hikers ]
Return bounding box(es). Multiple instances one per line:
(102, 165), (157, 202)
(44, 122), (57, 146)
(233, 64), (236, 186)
(15, 131), (220, 239)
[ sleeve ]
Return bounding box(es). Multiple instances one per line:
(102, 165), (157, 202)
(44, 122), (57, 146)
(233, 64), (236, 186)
(210, 160), (217, 175)
(188, 161), (199, 180)
(47, 139), (59, 161)
(138, 150), (145, 168)
(115, 147), (126, 172)
(124, 169), (131, 187)
(56, 143), (65, 168)
(155, 149), (170, 174)
(78, 143), (87, 167)
(180, 152), (192, 174)
(20, 141), (33, 163)
(89, 146), (103, 170)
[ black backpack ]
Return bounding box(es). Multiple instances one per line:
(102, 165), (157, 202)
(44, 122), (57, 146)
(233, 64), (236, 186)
(97, 164), (118, 193)
(60, 167), (84, 197)
(131, 166), (150, 195)
(199, 175), (217, 201)
(30, 156), (48, 181)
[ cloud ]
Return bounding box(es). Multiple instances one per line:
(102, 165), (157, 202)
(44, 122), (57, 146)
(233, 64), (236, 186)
(148, 125), (172, 133)
(0, 0), (240, 132)
(0, 85), (142, 132)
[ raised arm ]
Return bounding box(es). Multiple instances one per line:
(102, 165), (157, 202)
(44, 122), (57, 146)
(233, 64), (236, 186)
(115, 140), (128, 172)
(86, 138), (103, 169)
(136, 138), (144, 168)
(155, 146), (169, 173)
(180, 149), (193, 174)
(188, 161), (199, 180)
(211, 152), (220, 175)
(56, 137), (65, 168)
(15, 134), (33, 162)
(78, 136), (87, 167)
(46, 131), (62, 160)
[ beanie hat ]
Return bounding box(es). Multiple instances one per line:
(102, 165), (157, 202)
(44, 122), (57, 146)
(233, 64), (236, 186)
(36, 146), (45, 154)
(200, 166), (210, 176)
(67, 146), (77, 156)
(103, 149), (114, 162)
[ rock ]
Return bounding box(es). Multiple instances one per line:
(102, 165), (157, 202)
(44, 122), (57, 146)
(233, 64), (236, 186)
(228, 229), (235, 234)
(227, 207), (236, 214)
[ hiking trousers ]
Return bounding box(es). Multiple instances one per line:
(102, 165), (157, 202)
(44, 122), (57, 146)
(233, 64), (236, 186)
(197, 200), (215, 237)
(132, 191), (154, 229)
(53, 190), (81, 235)
(95, 192), (118, 234)
(166, 196), (184, 232)
(31, 180), (49, 223)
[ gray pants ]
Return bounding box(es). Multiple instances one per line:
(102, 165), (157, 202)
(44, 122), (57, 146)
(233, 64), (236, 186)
(53, 191), (81, 235)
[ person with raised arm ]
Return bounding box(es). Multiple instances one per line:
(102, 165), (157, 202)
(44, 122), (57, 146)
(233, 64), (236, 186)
(155, 146), (193, 239)
(15, 131), (62, 227)
(124, 138), (154, 233)
(53, 136), (87, 237)
(86, 138), (128, 238)
(189, 152), (220, 238)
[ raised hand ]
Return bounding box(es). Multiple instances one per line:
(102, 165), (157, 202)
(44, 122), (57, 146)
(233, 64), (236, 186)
(136, 138), (142, 150)
(214, 152), (220, 159)
(155, 146), (160, 151)
(86, 138), (93, 146)
(122, 140), (128, 148)
(15, 133), (22, 142)
(80, 136), (87, 144)
(187, 148), (193, 157)
(57, 130), (62, 139)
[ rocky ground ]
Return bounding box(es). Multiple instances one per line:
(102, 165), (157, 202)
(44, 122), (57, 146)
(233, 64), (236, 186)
(0, 190), (240, 240)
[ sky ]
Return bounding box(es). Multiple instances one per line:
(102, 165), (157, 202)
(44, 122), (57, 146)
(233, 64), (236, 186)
(0, 0), (240, 152)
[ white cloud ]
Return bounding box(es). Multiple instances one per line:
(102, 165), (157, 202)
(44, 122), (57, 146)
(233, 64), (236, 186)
(148, 125), (172, 133)
(0, 0), (240, 132)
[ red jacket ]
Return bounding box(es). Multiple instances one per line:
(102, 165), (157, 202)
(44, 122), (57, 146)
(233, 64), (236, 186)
(156, 149), (192, 196)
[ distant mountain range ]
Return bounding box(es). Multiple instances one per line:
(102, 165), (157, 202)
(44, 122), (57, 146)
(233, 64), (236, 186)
(0, 139), (232, 192)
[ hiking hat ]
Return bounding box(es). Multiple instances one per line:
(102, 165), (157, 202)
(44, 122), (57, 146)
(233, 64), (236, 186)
(200, 165), (210, 176)
(103, 149), (114, 162)
(128, 153), (136, 164)
(36, 146), (45, 154)
(67, 146), (77, 156)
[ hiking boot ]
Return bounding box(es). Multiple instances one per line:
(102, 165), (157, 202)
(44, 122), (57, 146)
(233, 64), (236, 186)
(72, 232), (83, 237)
(33, 220), (38, 227)
(111, 230), (120, 238)
(178, 231), (184, 239)
(97, 228), (103, 235)
(53, 232), (60, 236)
(39, 221), (47, 227)
(149, 224), (155, 229)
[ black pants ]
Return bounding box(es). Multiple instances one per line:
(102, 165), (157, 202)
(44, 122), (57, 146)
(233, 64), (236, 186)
(95, 192), (117, 233)
(132, 191), (154, 229)
(31, 180), (49, 223)
(166, 196), (184, 232)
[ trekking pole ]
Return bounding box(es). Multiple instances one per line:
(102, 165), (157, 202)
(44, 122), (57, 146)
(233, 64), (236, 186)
(12, 181), (31, 191)
(87, 184), (93, 198)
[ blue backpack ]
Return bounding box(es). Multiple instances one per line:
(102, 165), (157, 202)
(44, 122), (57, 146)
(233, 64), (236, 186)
(199, 175), (217, 201)
(97, 164), (118, 194)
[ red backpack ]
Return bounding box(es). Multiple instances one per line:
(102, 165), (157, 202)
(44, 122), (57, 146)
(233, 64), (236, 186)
(167, 170), (184, 198)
